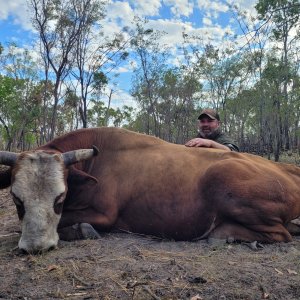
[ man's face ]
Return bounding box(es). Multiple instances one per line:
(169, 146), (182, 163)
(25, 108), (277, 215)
(198, 117), (220, 138)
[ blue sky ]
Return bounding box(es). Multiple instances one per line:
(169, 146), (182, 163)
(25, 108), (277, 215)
(0, 0), (258, 108)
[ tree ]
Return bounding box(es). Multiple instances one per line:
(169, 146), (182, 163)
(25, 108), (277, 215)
(256, 0), (300, 151)
(0, 44), (41, 150)
(71, 26), (131, 128)
(29, 0), (108, 139)
(130, 18), (169, 136)
(182, 38), (252, 140)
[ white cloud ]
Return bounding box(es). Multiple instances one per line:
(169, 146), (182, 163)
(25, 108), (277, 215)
(148, 18), (188, 46)
(103, 1), (137, 38)
(127, 0), (161, 16)
(106, 1), (135, 24)
(146, 18), (233, 49)
(0, 0), (32, 30)
(113, 65), (131, 74)
(106, 86), (136, 109)
(228, 0), (257, 14)
(164, 0), (194, 18)
(203, 17), (212, 26)
(197, 0), (229, 14)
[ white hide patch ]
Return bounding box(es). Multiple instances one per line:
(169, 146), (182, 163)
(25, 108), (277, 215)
(11, 151), (66, 252)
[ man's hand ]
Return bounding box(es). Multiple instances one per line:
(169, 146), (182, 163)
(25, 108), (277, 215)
(185, 138), (212, 148)
(185, 138), (231, 151)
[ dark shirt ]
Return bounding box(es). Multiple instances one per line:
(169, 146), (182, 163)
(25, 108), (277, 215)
(196, 132), (239, 152)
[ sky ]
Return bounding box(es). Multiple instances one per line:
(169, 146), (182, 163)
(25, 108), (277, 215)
(0, 0), (258, 109)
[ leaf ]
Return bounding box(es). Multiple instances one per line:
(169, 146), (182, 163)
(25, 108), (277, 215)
(274, 268), (283, 275)
(287, 269), (298, 275)
(262, 292), (270, 299)
(66, 292), (87, 297)
(47, 265), (59, 272)
(190, 294), (203, 300)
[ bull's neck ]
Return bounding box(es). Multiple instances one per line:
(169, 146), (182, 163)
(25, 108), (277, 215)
(41, 127), (160, 153)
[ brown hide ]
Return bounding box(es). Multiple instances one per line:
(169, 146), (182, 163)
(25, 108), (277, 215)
(1, 127), (300, 243)
(37, 127), (300, 242)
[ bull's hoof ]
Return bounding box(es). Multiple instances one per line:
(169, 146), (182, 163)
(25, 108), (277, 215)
(58, 223), (101, 241)
(79, 223), (101, 240)
(243, 241), (264, 250)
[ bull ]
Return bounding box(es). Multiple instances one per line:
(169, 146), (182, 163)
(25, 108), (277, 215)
(0, 127), (300, 253)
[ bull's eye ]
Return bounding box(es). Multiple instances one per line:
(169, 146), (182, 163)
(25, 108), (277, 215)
(11, 193), (25, 220)
(54, 193), (65, 215)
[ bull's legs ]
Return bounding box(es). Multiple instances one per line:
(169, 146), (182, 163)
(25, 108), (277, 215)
(209, 222), (293, 243)
(286, 221), (300, 235)
(58, 223), (101, 241)
(57, 204), (118, 241)
(201, 159), (298, 244)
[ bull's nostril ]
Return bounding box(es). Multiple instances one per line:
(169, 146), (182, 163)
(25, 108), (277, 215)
(16, 248), (28, 255)
(48, 245), (57, 252)
(18, 244), (57, 255)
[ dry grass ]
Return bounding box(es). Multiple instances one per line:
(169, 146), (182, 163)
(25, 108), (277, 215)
(1, 183), (300, 299)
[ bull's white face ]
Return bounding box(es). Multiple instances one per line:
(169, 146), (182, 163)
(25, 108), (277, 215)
(11, 151), (67, 253)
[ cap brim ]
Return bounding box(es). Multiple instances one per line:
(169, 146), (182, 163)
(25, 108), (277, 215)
(198, 113), (216, 120)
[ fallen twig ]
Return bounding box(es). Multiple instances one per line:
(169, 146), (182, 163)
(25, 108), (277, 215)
(142, 285), (161, 300)
(72, 273), (91, 287)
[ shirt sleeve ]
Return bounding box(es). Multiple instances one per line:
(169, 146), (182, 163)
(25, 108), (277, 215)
(223, 143), (239, 152)
(215, 134), (240, 152)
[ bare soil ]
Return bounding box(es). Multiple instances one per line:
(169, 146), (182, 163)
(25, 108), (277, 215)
(0, 188), (300, 300)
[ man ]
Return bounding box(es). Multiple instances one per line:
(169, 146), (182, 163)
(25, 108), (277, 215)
(185, 108), (239, 152)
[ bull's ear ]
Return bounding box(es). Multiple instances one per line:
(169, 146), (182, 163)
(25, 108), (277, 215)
(62, 146), (99, 166)
(67, 166), (98, 184)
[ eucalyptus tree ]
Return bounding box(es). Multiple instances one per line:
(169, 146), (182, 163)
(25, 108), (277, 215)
(29, 0), (108, 139)
(0, 75), (18, 150)
(157, 68), (201, 143)
(290, 75), (300, 152)
(230, 4), (273, 154)
(256, 0), (300, 150)
(70, 11), (131, 128)
(130, 18), (169, 136)
(0, 44), (40, 150)
(87, 99), (134, 127)
(186, 42), (251, 132)
(130, 20), (203, 141)
(253, 56), (298, 161)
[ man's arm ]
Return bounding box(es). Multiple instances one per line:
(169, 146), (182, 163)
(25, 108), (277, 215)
(223, 143), (239, 152)
(185, 138), (232, 151)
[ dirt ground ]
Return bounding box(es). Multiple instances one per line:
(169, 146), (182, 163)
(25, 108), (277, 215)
(0, 188), (300, 300)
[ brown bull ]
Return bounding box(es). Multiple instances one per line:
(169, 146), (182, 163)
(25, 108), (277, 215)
(0, 127), (300, 253)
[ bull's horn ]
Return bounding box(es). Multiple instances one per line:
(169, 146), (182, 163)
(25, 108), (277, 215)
(62, 146), (99, 166)
(0, 151), (19, 166)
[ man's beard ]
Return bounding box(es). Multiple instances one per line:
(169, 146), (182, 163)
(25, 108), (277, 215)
(198, 127), (221, 139)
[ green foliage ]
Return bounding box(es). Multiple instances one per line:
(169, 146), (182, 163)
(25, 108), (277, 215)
(92, 72), (108, 91)
(0, 0), (299, 159)
(256, 0), (300, 40)
(87, 100), (134, 127)
(0, 75), (41, 150)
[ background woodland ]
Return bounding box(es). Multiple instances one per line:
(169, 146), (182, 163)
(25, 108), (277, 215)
(0, 0), (299, 161)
